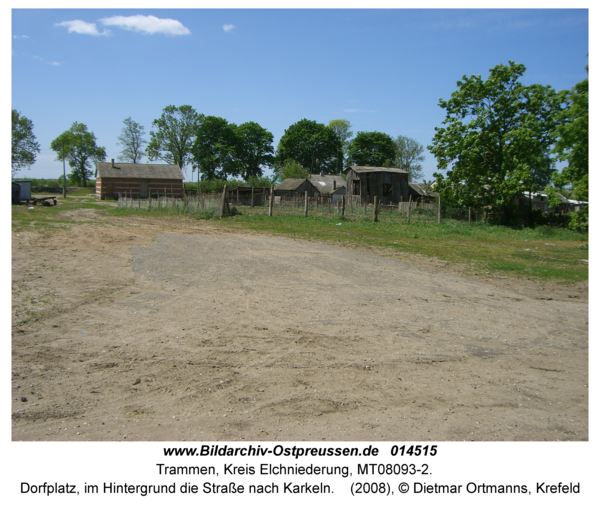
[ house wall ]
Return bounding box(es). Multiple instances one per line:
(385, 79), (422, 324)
(96, 178), (184, 200)
(274, 180), (317, 198)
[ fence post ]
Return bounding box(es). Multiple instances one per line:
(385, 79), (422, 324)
(304, 191), (308, 217)
(268, 185), (274, 216)
(251, 187), (255, 208)
(328, 198), (332, 214)
(469, 206), (472, 226)
(438, 194), (441, 224)
(374, 196), (379, 222)
(219, 185), (228, 218)
(341, 195), (346, 217)
(407, 196), (411, 223)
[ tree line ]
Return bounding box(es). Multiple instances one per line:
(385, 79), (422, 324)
(11, 108), (427, 187)
(11, 59), (587, 229)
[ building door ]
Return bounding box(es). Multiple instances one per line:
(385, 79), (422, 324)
(139, 182), (148, 198)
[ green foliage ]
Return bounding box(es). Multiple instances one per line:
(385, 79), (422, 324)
(234, 121), (274, 181)
(147, 105), (204, 177)
(193, 116), (237, 180)
(117, 117), (147, 163)
(568, 208), (588, 233)
(428, 62), (560, 223)
(553, 77), (588, 202)
(275, 159), (309, 182)
(277, 119), (342, 174)
(347, 131), (396, 167)
(328, 119), (353, 165)
(50, 122), (106, 188)
(12, 109), (40, 176)
(394, 135), (425, 182)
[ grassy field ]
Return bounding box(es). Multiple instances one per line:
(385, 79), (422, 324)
(13, 199), (588, 282)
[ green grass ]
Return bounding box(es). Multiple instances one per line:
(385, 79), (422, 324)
(219, 213), (588, 282)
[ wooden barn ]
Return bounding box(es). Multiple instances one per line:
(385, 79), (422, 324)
(95, 160), (184, 200)
(408, 182), (438, 203)
(345, 166), (409, 205)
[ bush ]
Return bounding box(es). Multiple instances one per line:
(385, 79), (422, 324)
(568, 208), (588, 232)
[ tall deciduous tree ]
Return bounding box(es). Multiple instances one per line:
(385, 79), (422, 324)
(192, 116), (237, 180)
(50, 122), (106, 187)
(347, 131), (396, 167)
(147, 105), (204, 178)
(117, 117), (147, 163)
(234, 122), (274, 181)
(328, 119), (353, 165)
(277, 119), (342, 175)
(394, 135), (425, 182)
(12, 109), (40, 176)
(428, 61), (560, 223)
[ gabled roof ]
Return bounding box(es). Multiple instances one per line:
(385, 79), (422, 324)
(409, 182), (439, 197)
(96, 162), (183, 180)
(309, 174), (346, 194)
(276, 178), (308, 191)
(346, 166), (409, 174)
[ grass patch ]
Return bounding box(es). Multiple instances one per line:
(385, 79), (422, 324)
(219, 213), (588, 282)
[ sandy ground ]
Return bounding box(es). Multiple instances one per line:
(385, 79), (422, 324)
(11, 207), (588, 441)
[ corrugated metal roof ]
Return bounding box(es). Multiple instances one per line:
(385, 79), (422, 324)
(276, 178), (308, 191)
(309, 174), (346, 195)
(347, 166), (409, 174)
(96, 162), (183, 180)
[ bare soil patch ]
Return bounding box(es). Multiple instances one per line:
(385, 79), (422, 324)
(12, 209), (588, 441)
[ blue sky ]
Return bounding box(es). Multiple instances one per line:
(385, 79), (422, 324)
(11, 8), (589, 182)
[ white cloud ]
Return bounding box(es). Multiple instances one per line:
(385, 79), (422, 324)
(13, 35), (29, 39)
(100, 15), (190, 36)
(222, 24), (235, 32)
(55, 20), (110, 36)
(49, 61), (60, 66)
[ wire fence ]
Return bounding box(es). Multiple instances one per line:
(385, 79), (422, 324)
(117, 192), (488, 225)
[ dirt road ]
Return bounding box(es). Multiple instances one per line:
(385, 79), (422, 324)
(11, 208), (588, 441)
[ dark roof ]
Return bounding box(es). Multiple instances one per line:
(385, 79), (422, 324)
(409, 182), (438, 197)
(96, 162), (183, 180)
(309, 174), (346, 195)
(346, 166), (409, 175)
(276, 178), (309, 191)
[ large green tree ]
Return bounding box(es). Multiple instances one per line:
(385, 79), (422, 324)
(12, 109), (40, 176)
(117, 117), (147, 163)
(394, 135), (425, 182)
(428, 61), (560, 223)
(347, 131), (396, 167)
(276, 119), (342, 175)
(233, 121), (274, 181)
(147, 105), (204, 178)
(192, 116), (237, 180)
(553, 76), (588, 202)
(50, 122), (106, 187)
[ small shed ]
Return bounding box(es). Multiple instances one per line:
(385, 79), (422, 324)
(274, 178), (318, 198)
(408, 182), (438, 203)
(95, 160), (184, 200)
(345, 166), (409, 205)
(309, 174), (346, 202)
(12, 180), (31, 204)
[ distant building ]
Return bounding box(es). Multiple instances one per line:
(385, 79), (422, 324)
(309, 174), (346, 202)
(274, 178), (318, 198)
(95, 160), (184, 200)
(408, 182), (438, 203)
(345, 166), (409, 204)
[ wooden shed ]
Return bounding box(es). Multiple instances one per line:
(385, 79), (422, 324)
(274, 178), (318, 198)
(345, 166), (409, 205)
(309, 174), (346, 202)
(95, 160), (184, 200)
(408, 182), (438, 204)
